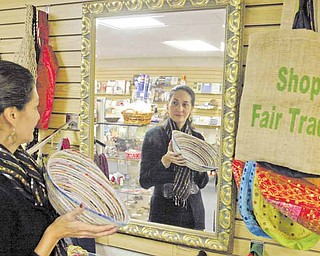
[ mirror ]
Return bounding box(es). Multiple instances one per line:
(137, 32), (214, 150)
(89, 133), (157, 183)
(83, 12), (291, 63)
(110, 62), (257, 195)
(95, 8), (224, 234)
(80, 0), (243, 253)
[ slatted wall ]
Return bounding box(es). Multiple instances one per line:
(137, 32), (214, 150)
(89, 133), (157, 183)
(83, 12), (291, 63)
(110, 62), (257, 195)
(236, 1), (320, 256)
(1, 0), (320, 255)
(96, 66), (223, 116)
(0, 0), (85, 154)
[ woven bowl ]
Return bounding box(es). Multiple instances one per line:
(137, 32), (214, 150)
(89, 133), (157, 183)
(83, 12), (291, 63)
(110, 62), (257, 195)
(105, 116), (120, 123)
(172, 130), (219, 172)
(45, 149), (130, 227)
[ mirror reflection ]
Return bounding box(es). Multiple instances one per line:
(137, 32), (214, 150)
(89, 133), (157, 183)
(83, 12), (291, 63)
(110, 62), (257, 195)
(94, 9), (225, 233)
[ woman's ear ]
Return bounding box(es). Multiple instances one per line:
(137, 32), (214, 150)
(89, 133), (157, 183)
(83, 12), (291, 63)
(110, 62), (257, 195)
(3, 107), (16, 126)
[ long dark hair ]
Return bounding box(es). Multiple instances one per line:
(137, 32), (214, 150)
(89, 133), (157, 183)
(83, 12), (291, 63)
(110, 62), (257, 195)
(0, 61), (35, 114)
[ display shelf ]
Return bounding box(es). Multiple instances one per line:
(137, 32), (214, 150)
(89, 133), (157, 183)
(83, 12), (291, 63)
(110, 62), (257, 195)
(195, 92), (222, 95)
(96, 121), (157, 127)
(95, 122), (153, 220)
(95, 93), (130, 98)
(105, 156), (141, 163)
(117, 187), (152, 221)
(194, 124), (220, 128)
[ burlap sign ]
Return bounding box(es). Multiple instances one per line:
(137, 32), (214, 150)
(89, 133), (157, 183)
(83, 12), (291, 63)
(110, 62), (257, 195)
(235, 29), (320, 175)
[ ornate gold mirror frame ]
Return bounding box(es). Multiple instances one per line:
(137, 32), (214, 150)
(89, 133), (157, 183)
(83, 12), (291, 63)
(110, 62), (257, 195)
(80, 0), (243, 253)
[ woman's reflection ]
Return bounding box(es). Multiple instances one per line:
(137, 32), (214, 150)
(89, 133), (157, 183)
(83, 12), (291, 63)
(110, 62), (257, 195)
(139, 85), (209, 230)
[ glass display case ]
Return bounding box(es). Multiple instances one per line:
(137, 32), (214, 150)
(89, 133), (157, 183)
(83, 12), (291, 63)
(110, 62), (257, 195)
(95, 121), (154, 221)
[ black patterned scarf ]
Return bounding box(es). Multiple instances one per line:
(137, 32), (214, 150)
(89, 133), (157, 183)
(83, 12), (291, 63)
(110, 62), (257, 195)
(0, 144), (67, 256)
(163, 118), (196, 207)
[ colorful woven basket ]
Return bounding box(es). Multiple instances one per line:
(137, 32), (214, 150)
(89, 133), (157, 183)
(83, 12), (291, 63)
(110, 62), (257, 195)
(45, 149), (130, 227)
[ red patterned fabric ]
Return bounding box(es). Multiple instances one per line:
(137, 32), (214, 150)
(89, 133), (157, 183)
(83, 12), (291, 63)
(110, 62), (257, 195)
(256, 164), (320, 235)
(232, 159), (245, 188)
(36, 11), (59, 129)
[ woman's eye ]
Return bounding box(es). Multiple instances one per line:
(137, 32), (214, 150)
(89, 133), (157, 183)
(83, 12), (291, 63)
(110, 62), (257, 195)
(173, 101), (179, 106)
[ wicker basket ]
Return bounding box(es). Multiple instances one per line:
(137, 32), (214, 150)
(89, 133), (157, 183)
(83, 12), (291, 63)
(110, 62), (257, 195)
(121, 108), (153, 125)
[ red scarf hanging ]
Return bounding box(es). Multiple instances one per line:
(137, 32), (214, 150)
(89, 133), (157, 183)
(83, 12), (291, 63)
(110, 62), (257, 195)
(36, 10), (59, 129)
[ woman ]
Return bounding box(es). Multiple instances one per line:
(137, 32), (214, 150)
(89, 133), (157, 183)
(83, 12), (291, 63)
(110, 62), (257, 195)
(139, 85), (209, 230)
(0, 60), (117, 256)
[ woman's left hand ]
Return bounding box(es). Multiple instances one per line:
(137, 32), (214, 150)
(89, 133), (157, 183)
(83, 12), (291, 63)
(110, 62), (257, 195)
(162, 140), (186, 167)
(50, 204), (118, 239)
(34, 204), (118, 256)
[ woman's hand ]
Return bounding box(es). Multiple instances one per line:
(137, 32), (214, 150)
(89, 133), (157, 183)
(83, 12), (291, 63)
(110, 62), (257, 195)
(161, 141), (186, 168)
(34, 204), (118, 256)
(50, 204), (118, 240)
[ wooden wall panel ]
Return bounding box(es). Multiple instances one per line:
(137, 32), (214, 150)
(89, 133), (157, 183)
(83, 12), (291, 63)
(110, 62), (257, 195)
(55, 51), (81, 67)
(0, 24), (24, 38)
(48, 113), (70, 128)
(49, 20), (81, 36)
(52, 98), (80, 113)
(1, 0), (320, 255)
(0, 54), (14, 61)
(55, 83), (81, 98)
(39, 3), (82, 20)
(0, 39), (21, 53)
(245, 0), (283, 4)
(50, 35), (82, 51)
(56, 67), (81, 83)
(244, 5), (282, 25)
(39, 129), (80, 144)
(0, 9), (26, 24)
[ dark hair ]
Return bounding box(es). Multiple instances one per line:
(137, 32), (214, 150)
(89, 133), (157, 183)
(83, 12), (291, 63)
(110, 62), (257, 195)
(168, 85), (195, 107)
(0, 61), (35, 114)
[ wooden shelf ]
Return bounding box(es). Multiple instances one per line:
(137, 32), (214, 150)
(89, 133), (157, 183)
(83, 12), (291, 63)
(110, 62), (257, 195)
(95, 93), (131, 98)
(194, 124), (220, 128)
(195, 92), (222, 96)
(95, 122), (157, 127)
(106, 156), (141, 162)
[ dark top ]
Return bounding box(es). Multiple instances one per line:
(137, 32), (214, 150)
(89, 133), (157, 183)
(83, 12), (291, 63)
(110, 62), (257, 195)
(0, 174), (54, 256)
(139, 126), (209, 230)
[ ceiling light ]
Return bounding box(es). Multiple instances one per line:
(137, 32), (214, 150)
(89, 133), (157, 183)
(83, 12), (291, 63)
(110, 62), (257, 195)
(162, 40), (219, 52)
(98, 16), (165, 29)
